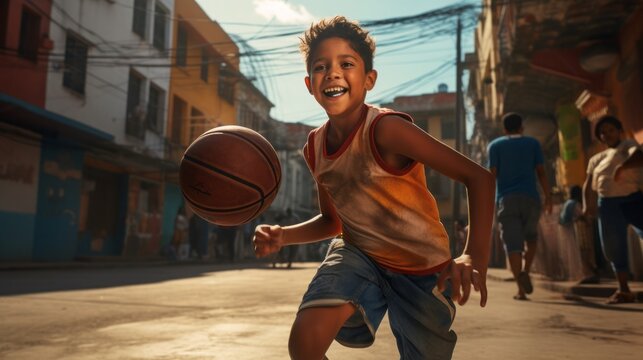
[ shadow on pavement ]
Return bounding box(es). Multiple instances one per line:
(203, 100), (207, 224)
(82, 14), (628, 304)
(0, 261), (272, 297)
(532, 295), (643, 313)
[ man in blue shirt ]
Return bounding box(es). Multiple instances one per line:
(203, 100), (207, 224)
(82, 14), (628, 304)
(487, 113), (552, 300)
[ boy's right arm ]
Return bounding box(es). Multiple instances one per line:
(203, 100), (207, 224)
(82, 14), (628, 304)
(253, 183), (342, 258)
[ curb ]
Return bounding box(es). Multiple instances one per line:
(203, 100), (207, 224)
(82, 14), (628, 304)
(487, 268), (643, 301)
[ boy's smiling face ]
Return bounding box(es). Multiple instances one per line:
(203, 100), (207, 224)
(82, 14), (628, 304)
(305, 37), (377, 119)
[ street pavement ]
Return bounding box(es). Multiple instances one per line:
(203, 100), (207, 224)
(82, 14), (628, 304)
(1, 262), (642, 359)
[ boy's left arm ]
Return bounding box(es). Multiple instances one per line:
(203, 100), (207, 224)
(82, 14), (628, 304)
(375, 116), (496, 307)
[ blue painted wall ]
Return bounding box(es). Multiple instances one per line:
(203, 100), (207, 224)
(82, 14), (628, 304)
(0, 212), (36, 260)
(162, 183), (183, 247)
(33, 141), (84, 261)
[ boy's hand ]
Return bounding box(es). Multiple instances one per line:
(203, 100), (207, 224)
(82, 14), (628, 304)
(253, 224), (284, 258)
(437, 255), (488, 307)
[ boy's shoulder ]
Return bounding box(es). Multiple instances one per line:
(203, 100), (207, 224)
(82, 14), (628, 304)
(304, 123), (325, 144)
(369, 105), (414, 126)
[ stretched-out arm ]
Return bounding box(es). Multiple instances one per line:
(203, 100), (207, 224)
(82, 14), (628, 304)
(254, 177), (342, 258)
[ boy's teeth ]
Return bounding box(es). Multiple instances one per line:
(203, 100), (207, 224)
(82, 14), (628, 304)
(323, 87), (347, 97)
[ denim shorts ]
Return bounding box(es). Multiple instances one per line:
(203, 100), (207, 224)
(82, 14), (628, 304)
(497, 194), (542, 253)
(299, 239), (457, 359)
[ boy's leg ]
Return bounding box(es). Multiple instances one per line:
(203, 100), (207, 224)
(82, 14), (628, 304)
(295, 239), (388, 354)
(289, 303), (356, 360)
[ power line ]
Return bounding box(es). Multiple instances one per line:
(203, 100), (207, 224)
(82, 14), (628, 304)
(11, 0), (483, 126)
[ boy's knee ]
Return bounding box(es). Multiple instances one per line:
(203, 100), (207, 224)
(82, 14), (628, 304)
(288, 304), (355, 359)
(288, 312), (326, 358)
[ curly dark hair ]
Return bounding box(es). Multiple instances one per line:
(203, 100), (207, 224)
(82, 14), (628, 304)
(299, 16), (376, 74)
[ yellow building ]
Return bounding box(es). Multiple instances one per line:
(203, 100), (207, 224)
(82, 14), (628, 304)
(161, 0), (241, 250)
(167, 0), (239, 159)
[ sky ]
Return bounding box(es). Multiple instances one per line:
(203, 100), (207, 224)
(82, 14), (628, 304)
(195, 0), (478, 127)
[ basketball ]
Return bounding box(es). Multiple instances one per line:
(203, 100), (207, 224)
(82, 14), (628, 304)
(179, 125), (281, 226)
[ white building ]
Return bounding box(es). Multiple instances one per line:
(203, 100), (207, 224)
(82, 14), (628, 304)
(45, 0), (174, 158)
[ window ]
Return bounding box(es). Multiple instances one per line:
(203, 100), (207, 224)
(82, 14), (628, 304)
(190, 107), (205, 141)
(175, 23), (187, 67)
(132, 0), (146, 38)
(171, 96), (186, 143)
(440, 116), (455, 139)
(200, 49), (209, 82)
(218, 80), (234, 104)
(218, 63), (234, 104)
(18, 7), (41, 61)
(63, 34), (88, 94)
(125, 71), (145, 139)
(152, 2), (168, 51)
(0, 0), (10, 49)
(146, 83), (165, 133)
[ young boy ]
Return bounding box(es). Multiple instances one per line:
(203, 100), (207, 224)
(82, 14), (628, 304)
(253, 16), (495, 359)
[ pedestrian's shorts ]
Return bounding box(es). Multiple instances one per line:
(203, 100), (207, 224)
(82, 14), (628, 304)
(497, 194), (542, 253)
(299, 239), (457, 359)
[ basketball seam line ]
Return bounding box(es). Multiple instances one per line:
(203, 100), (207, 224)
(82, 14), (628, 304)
(183, 154), (278, 223)
(182, 190), (260, 213)
(221, 131), (281, 184)
(181, 183), (279, 213)
(183, 154), (266, 198)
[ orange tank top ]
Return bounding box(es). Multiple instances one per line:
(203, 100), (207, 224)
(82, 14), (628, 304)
(303, 105), (451, 275)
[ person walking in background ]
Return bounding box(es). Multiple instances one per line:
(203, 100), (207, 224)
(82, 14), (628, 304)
(189, 213), (210, 260)
(582, 115), (643, 304)
(487, 112), (552, 301)
(172, 206), (190, 260)
(559, 185), (599, 284)
(215, 225), (238, 262)
(615, 145), (643, 182)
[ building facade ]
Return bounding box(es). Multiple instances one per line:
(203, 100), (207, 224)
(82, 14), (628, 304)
(467, 0), (643, 279)
(164, 0), (242, 251)
(0, 0), (255, 262)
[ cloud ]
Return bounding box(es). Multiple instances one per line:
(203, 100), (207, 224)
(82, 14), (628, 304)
(253, 0), (314, 24)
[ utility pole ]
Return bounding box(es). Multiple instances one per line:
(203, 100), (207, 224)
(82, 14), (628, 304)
(452, 16), (463, 245)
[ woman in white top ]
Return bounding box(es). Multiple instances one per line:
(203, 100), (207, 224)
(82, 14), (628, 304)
(582, 116), (643, 304)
